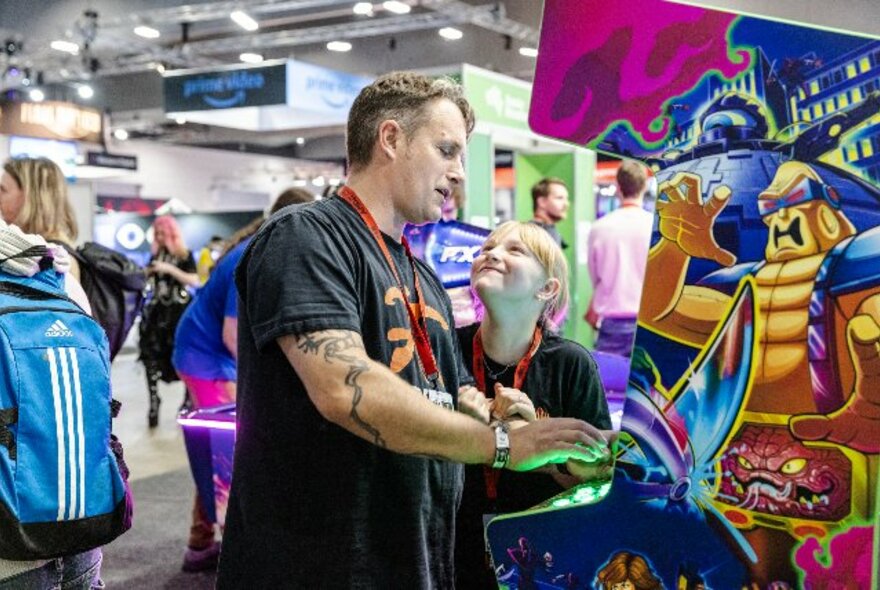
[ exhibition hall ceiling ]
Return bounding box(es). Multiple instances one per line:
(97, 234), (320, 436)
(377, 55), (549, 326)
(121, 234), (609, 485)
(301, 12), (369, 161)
(0, 0), (878, 158)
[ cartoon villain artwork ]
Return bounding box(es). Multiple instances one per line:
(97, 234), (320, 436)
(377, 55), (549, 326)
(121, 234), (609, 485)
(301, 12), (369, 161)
(485, 1), (879, 588)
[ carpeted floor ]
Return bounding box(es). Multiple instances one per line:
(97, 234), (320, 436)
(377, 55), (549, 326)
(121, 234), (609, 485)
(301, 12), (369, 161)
(101, 468), (217, 589)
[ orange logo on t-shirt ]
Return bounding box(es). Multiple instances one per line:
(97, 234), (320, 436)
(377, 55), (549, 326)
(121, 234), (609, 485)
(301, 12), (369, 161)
(384, 286), (449, 373)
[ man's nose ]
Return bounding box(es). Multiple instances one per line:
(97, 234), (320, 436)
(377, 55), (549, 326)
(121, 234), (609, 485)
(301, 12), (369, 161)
(448, 156), (465, 184)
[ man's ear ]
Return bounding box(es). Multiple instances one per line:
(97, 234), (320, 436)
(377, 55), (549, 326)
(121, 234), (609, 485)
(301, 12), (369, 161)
(377, 119), (403, 161)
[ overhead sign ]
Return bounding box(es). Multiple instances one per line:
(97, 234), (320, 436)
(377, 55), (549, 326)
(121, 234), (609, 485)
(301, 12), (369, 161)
(163, 62), (287, 112)
(86, 151), (138, 170)
(462, 64), (531, 132)
(286, 60), (370, 116)
(0, 101), (103, 143)
(164, 60), (372, 131)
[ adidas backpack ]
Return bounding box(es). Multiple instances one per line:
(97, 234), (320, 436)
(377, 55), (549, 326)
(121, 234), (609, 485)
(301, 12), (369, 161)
(64, 242), (147, 361)
(0, 268), (132, 560)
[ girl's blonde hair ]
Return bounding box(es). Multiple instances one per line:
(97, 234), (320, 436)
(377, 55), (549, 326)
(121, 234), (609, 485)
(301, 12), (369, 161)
(482, 221), (570, 323)
(3, 157), (78, 243)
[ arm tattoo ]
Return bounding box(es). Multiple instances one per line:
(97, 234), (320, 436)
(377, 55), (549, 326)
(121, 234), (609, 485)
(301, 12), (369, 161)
(295, 332), (386, 448)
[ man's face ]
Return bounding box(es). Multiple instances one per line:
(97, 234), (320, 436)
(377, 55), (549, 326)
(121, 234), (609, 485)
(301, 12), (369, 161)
(537, 183), (570, 223)
(394, 99), (467, 225)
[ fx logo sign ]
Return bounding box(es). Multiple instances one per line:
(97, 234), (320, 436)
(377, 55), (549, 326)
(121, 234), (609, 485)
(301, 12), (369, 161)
(439, 245), (481, 264)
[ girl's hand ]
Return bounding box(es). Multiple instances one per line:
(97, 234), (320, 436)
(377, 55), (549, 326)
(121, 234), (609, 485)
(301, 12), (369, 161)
(458, 385), (491, 424)
(491, 384), (537, 423)
(149, 260), (174, 276)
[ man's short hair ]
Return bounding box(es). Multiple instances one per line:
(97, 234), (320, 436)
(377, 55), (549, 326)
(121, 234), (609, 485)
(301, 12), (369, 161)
(531, 177), (567, 212)
(617, 160), (648, 199)
(346, 71), (475, 170)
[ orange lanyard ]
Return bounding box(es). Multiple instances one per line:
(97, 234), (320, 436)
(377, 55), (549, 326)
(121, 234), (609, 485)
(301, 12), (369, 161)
(337, 186), (442, 389)
(472, 325), (542, 394)
(473, 325), (542, 499)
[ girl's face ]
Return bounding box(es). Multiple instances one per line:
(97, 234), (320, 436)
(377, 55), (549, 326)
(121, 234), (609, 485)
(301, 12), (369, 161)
(611, 581), (634, 590)
(471, 231), (548, 309)
(0, 172), (25, 224)
(154, 225), (169, 246)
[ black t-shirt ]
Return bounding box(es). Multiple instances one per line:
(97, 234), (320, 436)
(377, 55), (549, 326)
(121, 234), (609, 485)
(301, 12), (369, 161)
(217, 197), (466, 589)
(454, 322), (610, 588)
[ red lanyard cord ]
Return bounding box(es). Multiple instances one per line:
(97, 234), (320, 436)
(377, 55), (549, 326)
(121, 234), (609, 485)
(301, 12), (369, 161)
(337, 186), (442, 388)
(473, 324), (543, 499)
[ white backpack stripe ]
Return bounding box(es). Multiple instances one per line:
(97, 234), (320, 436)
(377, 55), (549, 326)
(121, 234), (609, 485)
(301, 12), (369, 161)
(47, 348), (67, 521)
(58, 348), (78, 521)
(69, 347), (86, 518)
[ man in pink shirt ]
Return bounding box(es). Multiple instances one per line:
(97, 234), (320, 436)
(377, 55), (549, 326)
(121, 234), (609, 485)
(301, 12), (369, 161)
(586, 160), (654, 356)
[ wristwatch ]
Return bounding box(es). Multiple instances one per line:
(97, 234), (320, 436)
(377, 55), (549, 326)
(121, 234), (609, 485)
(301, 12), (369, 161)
(492, 422), (510, 469)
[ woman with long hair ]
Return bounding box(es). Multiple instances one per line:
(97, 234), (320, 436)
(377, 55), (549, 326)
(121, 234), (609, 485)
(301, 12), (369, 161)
(140, 215), (199, 427)
(0, 157), (103, 589)
(454, 221), (614, 589)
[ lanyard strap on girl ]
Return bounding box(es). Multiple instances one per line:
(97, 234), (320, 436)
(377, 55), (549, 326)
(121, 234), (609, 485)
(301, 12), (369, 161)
(472, 325), (543, 395)
(473, 324), (543, 500)
(337, 186), (443, 389)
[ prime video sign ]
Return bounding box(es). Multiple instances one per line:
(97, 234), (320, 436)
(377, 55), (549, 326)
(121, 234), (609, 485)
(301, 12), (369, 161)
(183, 72), (265, 107)
(164, 63), (287, 112)
(289, 61), (371, 114)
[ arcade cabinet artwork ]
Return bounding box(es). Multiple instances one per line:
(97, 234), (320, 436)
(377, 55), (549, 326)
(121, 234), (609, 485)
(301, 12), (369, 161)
(486, 1), (880, 588)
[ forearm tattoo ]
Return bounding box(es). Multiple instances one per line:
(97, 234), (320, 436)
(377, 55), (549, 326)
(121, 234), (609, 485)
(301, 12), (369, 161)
(296, 332), (386, 448)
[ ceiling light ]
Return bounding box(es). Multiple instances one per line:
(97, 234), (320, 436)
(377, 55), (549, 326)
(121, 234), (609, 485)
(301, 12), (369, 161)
(438, 27), (463, 40)
(295, 137), (305, 145)
(134, 25), (160, 39)
(113, 129), (129, 141)
(239, 52), (264, 63)
(29, 88), (45, 102)
(327, 41), (352, 52)
(353, 2), (374, 15)
(519, 47), (538, 58)
(230, 10), (259, 31)
(312, 176), (326, 187)
(383, 1), (411, 14)
(50, 40), (80, 55)
(78, 84), (94, 99)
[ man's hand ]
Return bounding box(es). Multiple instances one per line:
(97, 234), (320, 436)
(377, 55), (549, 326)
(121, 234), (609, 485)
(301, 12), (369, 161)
(584, 305), (600, 330)
(506, 417), (609, 472)
(790, 314), (880, 453)
(491, 384), (537, 423)
(656, 172), (736, 267)
(458, 385), (491, 424)
(564, 430), (618, 482)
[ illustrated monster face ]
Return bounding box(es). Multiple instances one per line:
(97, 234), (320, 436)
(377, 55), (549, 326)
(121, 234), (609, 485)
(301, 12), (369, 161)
(758, 161), (855, 262)
(718, 425), (851, 521)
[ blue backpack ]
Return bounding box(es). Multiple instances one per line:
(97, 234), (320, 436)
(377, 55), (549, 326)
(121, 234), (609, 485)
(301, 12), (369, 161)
(0, 268), (132, 560)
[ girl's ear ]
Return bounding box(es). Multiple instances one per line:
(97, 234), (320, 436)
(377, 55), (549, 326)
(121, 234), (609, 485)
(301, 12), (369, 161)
(536, 277), (561, 303)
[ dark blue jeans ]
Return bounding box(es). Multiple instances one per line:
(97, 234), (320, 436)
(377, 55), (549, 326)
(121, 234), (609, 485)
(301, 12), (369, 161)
(595, 317), (638, 357)
(0, 549), (103, 590)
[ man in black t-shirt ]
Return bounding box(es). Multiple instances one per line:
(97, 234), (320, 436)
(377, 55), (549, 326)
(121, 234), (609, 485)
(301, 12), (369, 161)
(216, 72), (609, 589)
